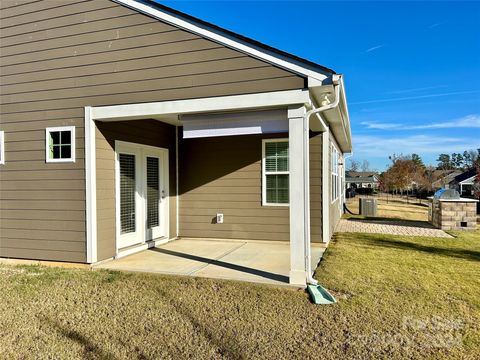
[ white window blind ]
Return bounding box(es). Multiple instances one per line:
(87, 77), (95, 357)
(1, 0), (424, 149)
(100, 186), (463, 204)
(183, 109), (288, 139)
(146, 156), (160, 229)
(119, 153), (136, 234)
(263, 140), (289, 205)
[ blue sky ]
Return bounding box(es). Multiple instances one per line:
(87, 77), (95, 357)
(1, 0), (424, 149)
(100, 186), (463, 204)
(161, 1), (480, 171)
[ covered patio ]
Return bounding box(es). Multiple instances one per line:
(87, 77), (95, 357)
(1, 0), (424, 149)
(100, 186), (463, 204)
(95, 239), (326, 286)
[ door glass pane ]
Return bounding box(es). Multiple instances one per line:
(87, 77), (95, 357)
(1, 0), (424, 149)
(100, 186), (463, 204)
(146, 157), (160, 229)
(120, 154), (136, 234)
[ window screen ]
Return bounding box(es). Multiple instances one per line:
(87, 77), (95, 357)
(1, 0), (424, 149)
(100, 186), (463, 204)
(146, 157), (160, 229)
(120, 154), (136, 234)
(263, 140), (289, 204)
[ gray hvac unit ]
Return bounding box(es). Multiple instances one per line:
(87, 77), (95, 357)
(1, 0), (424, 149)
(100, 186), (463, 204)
(359, 198), (377, 217)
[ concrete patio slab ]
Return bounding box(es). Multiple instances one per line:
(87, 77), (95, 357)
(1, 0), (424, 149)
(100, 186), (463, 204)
(95, 238), (326, 286)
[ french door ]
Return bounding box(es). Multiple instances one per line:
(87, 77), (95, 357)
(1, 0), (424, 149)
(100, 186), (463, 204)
(116, 142), (168, 250)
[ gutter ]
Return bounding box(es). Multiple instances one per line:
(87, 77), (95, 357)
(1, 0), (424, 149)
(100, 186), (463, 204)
(304, 75), (342, 285)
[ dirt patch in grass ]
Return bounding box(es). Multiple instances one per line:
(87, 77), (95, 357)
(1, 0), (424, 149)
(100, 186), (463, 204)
(1, 229), (479, 359)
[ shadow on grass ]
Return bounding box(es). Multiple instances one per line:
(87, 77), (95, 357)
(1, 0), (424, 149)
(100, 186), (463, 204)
(150, 247), (289, 283)
(360, 236), (480, 262)
(42, 317), (117, 360)
(154, 286), (244, 359)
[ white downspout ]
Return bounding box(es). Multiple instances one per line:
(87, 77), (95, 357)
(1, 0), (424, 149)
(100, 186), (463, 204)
(343, 151), (354, 208)
(304, 75), (342, 285)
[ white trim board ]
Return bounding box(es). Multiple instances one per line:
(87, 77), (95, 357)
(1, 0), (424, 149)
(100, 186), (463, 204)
(91, 89), (310, 121)
(262, 138), (290, 207)
(45, 126), (76, 163)
(0, 131), (4, 165)
(85, 107), (97, 263)
(113, 0), (332, 82)
(459, 175), (476, 185)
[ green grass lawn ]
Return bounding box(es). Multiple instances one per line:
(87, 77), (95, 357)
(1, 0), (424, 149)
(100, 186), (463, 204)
(1, 229), (479, 359)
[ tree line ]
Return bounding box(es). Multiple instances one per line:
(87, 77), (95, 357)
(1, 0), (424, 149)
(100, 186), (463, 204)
(379, 149), (480, 198)
(436, 149), (480, 170)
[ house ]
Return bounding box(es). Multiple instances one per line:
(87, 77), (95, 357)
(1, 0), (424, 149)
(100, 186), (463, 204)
(448, 168), (477, 197)
(345, 171), (379, 189)
(0, 0), (351, 286)
(431, 169), (462, 190)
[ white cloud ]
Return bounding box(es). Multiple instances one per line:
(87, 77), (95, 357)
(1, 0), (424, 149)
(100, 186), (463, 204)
(365, 44), (384, 53)
(360, 114), (480, 131)
(411, 114), (480, 129)
(351, 134), (480, 170)
(353, 134), (479, 159)
(353, 135), (480, 168)
(349, 90), (480, 105)
(360, 121), (401, 130)
(387, 85), (448, 95)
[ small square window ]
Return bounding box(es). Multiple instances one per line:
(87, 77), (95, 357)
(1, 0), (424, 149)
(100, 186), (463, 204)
(45, 126), (75, 163)
(0, 131), (5, 165)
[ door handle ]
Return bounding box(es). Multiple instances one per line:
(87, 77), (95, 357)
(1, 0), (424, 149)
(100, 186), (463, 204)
(161, 190), (166, 199)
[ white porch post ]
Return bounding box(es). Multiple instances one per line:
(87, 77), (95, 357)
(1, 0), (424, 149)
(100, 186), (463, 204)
(288, 105), (308, 286)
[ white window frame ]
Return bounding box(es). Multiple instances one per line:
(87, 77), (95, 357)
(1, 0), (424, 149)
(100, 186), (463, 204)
(45, 126), (75, 163)
(0, 131), (4, 165)
(262, 138), (289, 207)
(331, 143), (339, 203)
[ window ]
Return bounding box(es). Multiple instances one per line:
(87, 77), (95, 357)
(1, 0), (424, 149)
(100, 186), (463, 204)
(262, 139), (289, 205)
(331, 144), (339, 202)
(45, 126), (75, 163)
(0, 131), (4, 165)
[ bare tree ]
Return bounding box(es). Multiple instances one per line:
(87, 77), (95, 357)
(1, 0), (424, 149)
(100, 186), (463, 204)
(347, 159), (360, 172)
(361, 160), (370, 172)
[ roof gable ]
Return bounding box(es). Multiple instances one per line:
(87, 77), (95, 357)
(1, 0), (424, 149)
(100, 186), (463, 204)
(114, 0), (335, 82)
(451, 168), (477, 184)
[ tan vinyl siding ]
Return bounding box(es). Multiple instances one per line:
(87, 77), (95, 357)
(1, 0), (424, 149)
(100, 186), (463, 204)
(0, 0), (305, 262)
(309, 132), (323, 243)
(178, 132), (290, 241)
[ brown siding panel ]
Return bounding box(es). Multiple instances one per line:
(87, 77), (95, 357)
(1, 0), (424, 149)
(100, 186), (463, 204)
(0, 0), (305, 262)
(309, 132), (323, 243)
(178, 132), (290, 242)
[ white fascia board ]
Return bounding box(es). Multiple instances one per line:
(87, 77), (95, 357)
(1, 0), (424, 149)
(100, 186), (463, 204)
(459, 175), (476, 185)
(114, 0), (331, 82)
(91, 89), (310, 121)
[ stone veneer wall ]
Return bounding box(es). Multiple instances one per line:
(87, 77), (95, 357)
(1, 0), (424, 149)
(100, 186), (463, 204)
(430, 199), (477, 231)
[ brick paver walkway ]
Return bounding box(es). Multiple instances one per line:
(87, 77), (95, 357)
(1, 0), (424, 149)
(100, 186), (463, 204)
(336, 218), (452, 238)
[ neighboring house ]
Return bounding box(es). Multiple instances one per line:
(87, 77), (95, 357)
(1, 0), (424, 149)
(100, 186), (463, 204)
(345, 171), (379, 189)
(431, 170), (462, 190)
(0, 0), (352, 286)
(448, 168), (477, 197)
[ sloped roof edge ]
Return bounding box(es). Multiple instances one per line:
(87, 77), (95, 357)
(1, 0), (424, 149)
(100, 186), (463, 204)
(113, 0), (336, 81)
(450, 168), (477, 184)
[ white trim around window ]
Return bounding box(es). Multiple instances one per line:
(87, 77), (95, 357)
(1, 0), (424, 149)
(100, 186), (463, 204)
(45, 126), (76, 163)
(262, 138), (289, 206)
(331, 143), (339, 203)
(0, 131), (5, 165)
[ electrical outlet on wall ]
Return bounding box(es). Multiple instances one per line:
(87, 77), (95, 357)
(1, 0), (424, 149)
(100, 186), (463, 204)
(216, 213), (224, 224)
